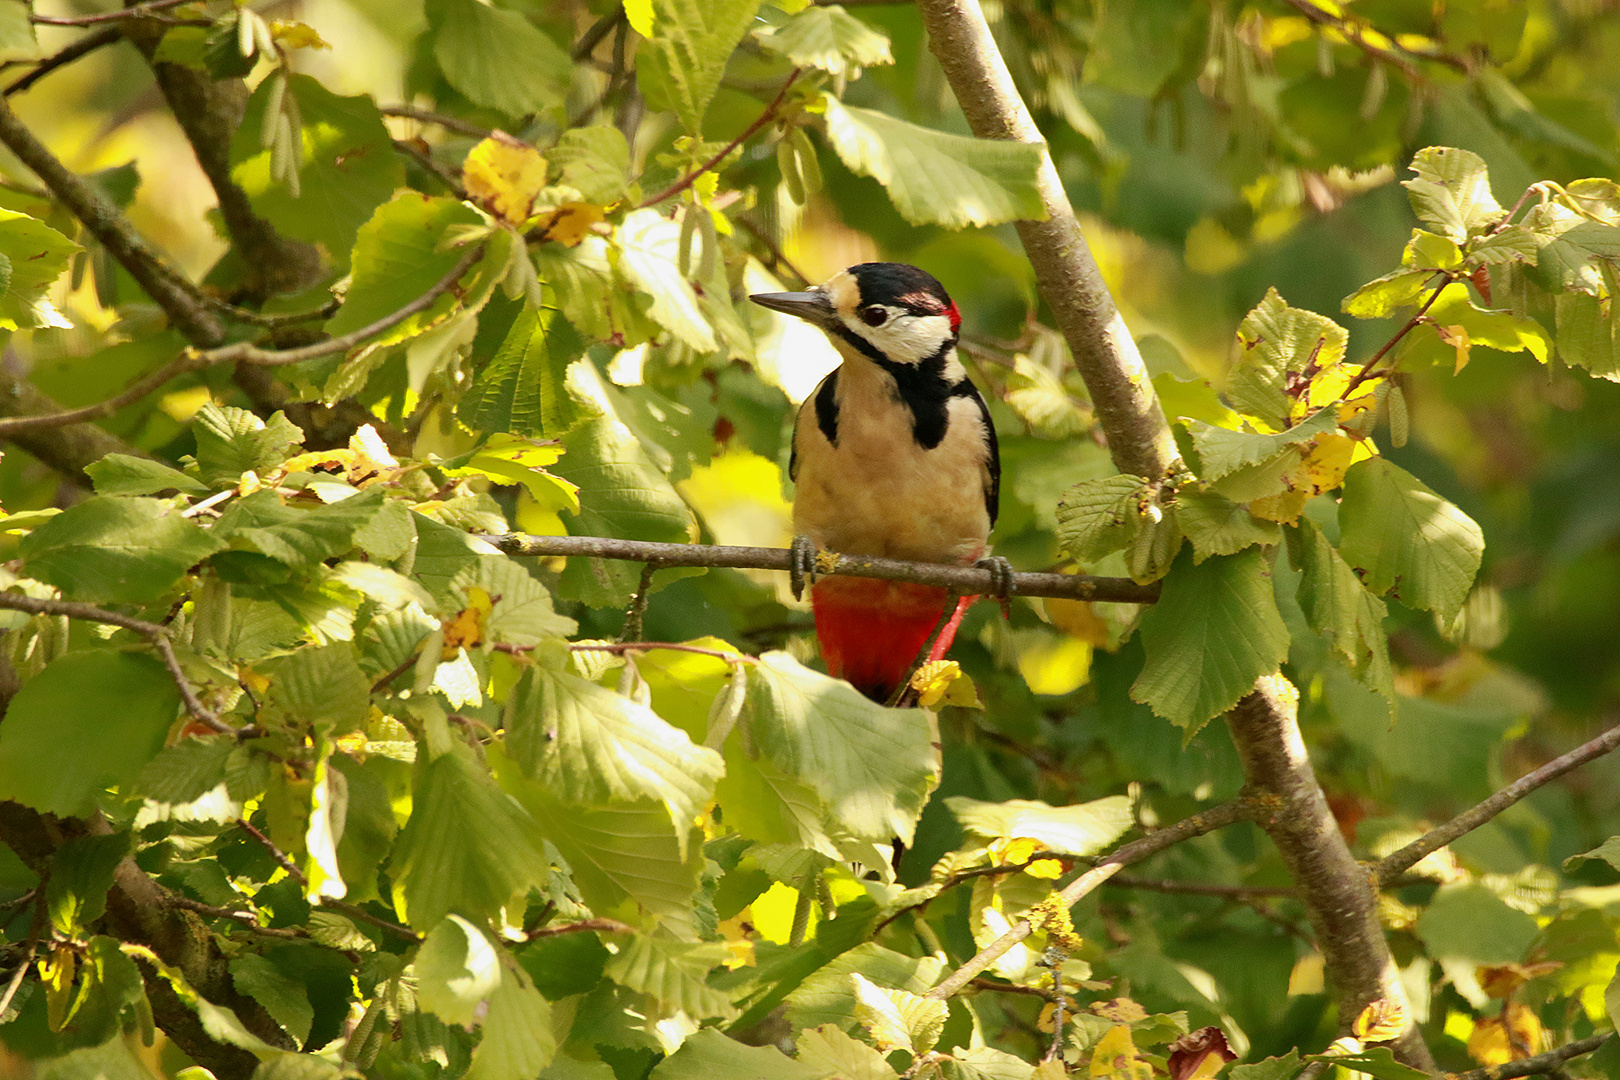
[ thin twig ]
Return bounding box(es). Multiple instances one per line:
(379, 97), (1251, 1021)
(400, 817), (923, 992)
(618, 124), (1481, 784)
(0, 592), (234, 734)
(568, 641), (754, 663)
(30, 0), (195, 24)
(638, 70), (802, 208)
(619, 562), (660, 643)
(322, 900), (418, 943)
(925, 801), (1251, 1000)
(1377, 720), (1620, 883)
(168, 896), (306, 939)
(966, 977), (1060, 1000)
(526, 917), (635, 940)
(0, 888), (45, 1019)
(1445, 1033), (1612, 1080)
(1277, 0), (1469, 76)
(1344, 273), (1451, 394)
(390, 137), (468, 199)
(0, 246), (483, 437)
(490, 533), (1160, 605)
(379, 105), (494, 140)
(239, 818), (306, 884)
(571, 6), (626, 61)
(736, 216), (812, 287)
(1105, 875), (1297, 899)
(4, 28), (120, 96)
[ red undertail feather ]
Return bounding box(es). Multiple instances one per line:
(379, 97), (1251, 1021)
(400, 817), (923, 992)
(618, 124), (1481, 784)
(811, 577), (969, 702)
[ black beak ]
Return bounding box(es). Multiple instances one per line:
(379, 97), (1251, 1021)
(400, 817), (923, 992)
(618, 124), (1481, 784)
(749, 289), (838, 330)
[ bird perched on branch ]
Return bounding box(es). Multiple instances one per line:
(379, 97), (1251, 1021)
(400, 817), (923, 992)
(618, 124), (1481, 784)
(751, 263), (1007, 703)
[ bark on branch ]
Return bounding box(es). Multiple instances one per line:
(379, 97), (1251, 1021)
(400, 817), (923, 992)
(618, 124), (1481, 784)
(490, 533), (1160, 604)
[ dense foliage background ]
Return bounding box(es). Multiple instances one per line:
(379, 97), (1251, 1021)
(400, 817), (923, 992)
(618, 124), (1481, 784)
(1, 1), (1619, 1079)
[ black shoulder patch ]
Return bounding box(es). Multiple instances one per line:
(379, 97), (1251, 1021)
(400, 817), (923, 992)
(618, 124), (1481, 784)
(962, 383), (1001, 525)
(815, 370), (840, 446)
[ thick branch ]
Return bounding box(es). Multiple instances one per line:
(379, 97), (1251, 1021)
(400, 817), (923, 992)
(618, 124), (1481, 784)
(914, 0), (1177, 480)
(490, 533), (1160, 604)
(926, 800), (1249, 1000)
(0, 94), (223, 345)
(0, 374), (146, 479)
(1227, 678), (1434, 1072)
(1447, 1033), (1612, 1080)
(1378, 720), (1620, 883)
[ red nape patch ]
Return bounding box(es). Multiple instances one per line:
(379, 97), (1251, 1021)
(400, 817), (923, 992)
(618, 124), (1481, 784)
(945, 301), (962, 333)
(811, 577), (954, 702)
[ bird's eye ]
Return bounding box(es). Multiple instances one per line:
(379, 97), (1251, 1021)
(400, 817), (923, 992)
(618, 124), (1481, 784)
(859, 306), (888, 327)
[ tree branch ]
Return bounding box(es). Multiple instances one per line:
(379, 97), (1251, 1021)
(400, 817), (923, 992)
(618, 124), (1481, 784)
(912, 2), (1433, 1067)
(1447, 1033), (1612, 1080)
(0, 93), (224, 345)
(925, 800), (1250, 1001)
(380, 104), (494, 139)
(0, 245), (484, 438)
(914, 0), (1177, 481)
(33, 0), (195, 25)
(1226, 678), (1435, 1071)
(0, 373), (147, 480)
(638, 70), (801, 208)
(4, 28), (121, 96)
(490, 533), (1160, 604)
(1377, 719), (1620, 884)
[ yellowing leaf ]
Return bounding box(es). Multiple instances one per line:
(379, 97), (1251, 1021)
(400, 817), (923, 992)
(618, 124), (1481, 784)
(534, 201), (606, 246)
(1025, 858), (1064, 880)
(442, 586), (493, 655)
(464, 134), (548, 226)
(1352, 998), (1407, 1043)
(1466, 1003), (1544, 1066)
(1092, 998), (1149, 1024)
(1438, 322), (1472, 373)
(993, 836), (1042, 866)
(270, 21), (331, 49)
(1043, 596), (1111, 645)
(1089, 1024), (1151, 1079)
(911, 659), (981, 709)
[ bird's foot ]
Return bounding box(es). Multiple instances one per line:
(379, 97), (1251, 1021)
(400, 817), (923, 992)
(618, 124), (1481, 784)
(975, 555), (1015, 620)
(789, 534), (818, 601)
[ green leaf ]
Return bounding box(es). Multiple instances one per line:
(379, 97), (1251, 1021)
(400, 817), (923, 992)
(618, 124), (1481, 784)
(1003, 357), (1091, 438)
(1084, 0), (1201, 97)
(1565, 836), (1620, 872)
(1556, 291), (1620, 380)
(551, 364), (698, 606)
(744, 651), (940, 846)
(1176, 487), (1281, 561)
(1521, 200), (1620, 294)
(1467, 225), (1538, 267)
(821, 98), (1046, 229)
(0, 651), (178, 816)
(213, 487), (387, 568)
(1287, 519), (1393, 707)
(19, 496), (221, 603)
(786, 943), (943, 1033)
(1400, 283), (1550, 367)
(428, 0), (571, 117)
(756, 5), (893, 78)
(795, 1025), (895, 1080)
(1229, 1052), (1302, 1080)
(230, 74), (404, 269)
(939, 1047), (1032, 1080)
(193, 404), (305, 487)
(946, 794), (1134, 856)
(1304, 1048), (1427, 1080)
(1131, 548), (1291, 732)
(642, 0), (763, 134)
(0, 1), (38, 62)
(1401, 146), (1504, 243)
(46, 833), (131, 936)
(1227, 289), (1347, 430)
(231, 953), (313, 1046)
(458, 308), (588, 438)
(390, 743), (554, 929)
(134, 736), (233, 805)
(464, 962), (556, 1080)
(1055, 474), (1147, 563)
(603, 936), (737, 1019)
(324, 193), (484, 342)
(417, 914), (502, 1028)
(617, 208), (717, 352)
(0, 208), (78, 330)
(265, 643), (370, 734)
(85, 454), (210, 497)
(494, 747), (704, 935)
(851, 973), (945, 1054)
(1404, 229), (1464, 271)
(1338, 457), (1484, 622)
(504, 660), (722, 848)
(551, 126), (631, 206)
(451, 556), (577, 645)
(1414, 882), (1539, 964)
(1186, 408), (1338, 484)
(653, 1028), (832, 1080)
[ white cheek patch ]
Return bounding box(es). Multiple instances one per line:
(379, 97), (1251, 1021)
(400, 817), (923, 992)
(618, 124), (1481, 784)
(849, 312), (955, 365)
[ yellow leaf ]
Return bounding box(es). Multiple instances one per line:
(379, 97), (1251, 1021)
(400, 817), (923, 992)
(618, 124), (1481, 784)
(1437, 322), (1472, 373)
(1025, 857), (1064, 880)
(240, 667), (270, 696)
(463, 133), (548, 226)
(1477, 962), (1561, 1000)
(1091, 998), (1149, 1023)
(270, 20), (331, 49)
(1036, 996), (1081, 1032)
(1466, 1004), (1544, 1066)
(441, 586), (493, 656)
(993, 836), (1041, 866)
(1043, 595), (1111, 645)
(534, 201), (607, 246)
(1089, 1024), (1151, 1080)
(1288, 953), (1325, 995)
(911, 659), (982, 709)
(1352, 998), (1407, 1043)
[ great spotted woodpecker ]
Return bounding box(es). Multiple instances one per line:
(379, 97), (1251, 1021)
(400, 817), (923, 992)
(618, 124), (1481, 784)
(751, 263), (1006, 702)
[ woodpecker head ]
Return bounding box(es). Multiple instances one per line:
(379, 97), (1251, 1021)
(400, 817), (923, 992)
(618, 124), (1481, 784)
(750, 262), (962, 367)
